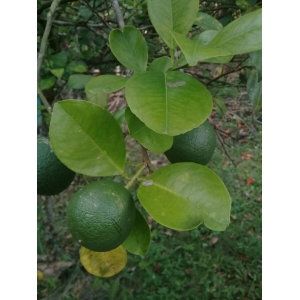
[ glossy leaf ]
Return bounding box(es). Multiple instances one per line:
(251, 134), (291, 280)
(148, 56), (171, 72)
(214, 97), (227, 118)
(148, 0), (199, 49)
(85, 75), (127, 108)
(80, 246), (127, 277)
(85, 92), (109, 108)
(137, 163), (231, 231)
(125, 107), (173, 153)
(249, 50), (262, 81)
(49, 100), (126, 176)
(85, 91), (108, 108)
(171, 31), (232, 66)
(123, 209), (151, 256)
(114, 108), (126, 125)
(85, 75), (127, 94)
(209, 9), (262, 54)
(179, 31), (233, 64)
(67, 61), (88, 73)
(67, 75), (93, 89)
(194, 12), (223, 31)
(50, 68), (64, 79)
(247, 69), (262, 111)
(109, 26), (148, 73)
(49, 52), (68, 68)
(125, 71), (212, 136)
(40, 76), (56, 90)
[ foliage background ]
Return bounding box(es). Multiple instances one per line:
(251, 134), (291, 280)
(37, 1), (262, 299)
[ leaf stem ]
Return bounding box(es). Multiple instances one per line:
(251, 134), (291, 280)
(170, 48), (175, 68)
(125, 163), (146, 190)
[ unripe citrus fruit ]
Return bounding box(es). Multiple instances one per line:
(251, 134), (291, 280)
(37, 137), (75, 195)
(165, 120), (216, 165)
(67, 180), (136, 252)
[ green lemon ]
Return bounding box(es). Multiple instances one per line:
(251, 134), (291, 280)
(165, 120), (216, 165)
(37, 137), (75, 195)
(67, 180), (136, 252)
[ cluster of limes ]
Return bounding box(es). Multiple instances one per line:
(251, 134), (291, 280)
(37, 137), (136, 252)
(37, 120), (215, 252)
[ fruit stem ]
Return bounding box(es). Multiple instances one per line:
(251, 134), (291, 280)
(125, 163), (146, 190)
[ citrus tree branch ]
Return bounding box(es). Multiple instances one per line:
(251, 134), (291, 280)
(37, 0), (62, 114)
(110, 0), (125, 29)
(141, 146), (152, 173)
(38, 86), (52, 115)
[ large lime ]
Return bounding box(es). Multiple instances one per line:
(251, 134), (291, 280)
(165, 120), (216, 165)
(67, 180), (136, 252)
(37, 137), (75, 195)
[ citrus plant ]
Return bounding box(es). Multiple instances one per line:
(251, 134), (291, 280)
(39, 0), (262, 277)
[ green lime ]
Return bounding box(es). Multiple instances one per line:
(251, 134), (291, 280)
(165, 120), (216, 165)
(67, 180), (136, 252)
(37, 137), (75, 195)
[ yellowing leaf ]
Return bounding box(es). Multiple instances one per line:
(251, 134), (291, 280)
(80, 246), (127, 277)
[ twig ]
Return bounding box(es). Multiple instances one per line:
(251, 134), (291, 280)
(110, 0), (125, 29)
(216, 130), (237, 167)
(37, 0), (62, 114)
(206, 66), (246, 85)
(38, 86), (52, 114)
(39, 18), (106, 27)
(80, 0), (112, 29)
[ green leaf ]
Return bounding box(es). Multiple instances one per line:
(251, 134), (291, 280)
(80, 246), (127, 277)
(114, 109), (126, 126)
(148, 0), (199, 49)
(247, 69), (262, 111)
(148, 56), (171, 72)
(67, 61), (88, 73)
(236, 0), (250, 9)
(67, 75), (93, 89)
(193, 30), (219, 45)
(122, 209), (151, 256)
(85, 91), (108, 108)
(171, 31), (232, 66)
(85, 75), (128, 94)
(109, 26), (148, 73)
(49, 100), (126, 176)
(209, 9), (262, 55)
(39, 76), (56, 90)
(49, 52), (68, 68)
(125, 107), (173, 153)
(50, 68), (64, 79)
(85, 75), (128, 108)
(189, 31), (233, 64)
(194, 12), (223, 31)
(125, 71), (212, 136)
(137, 163), (231, 231)
(79, 6), (93, 20)
(210, 86), (239, 99)
(214, 97), (227, 118)
(249, 50), (262, 81)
